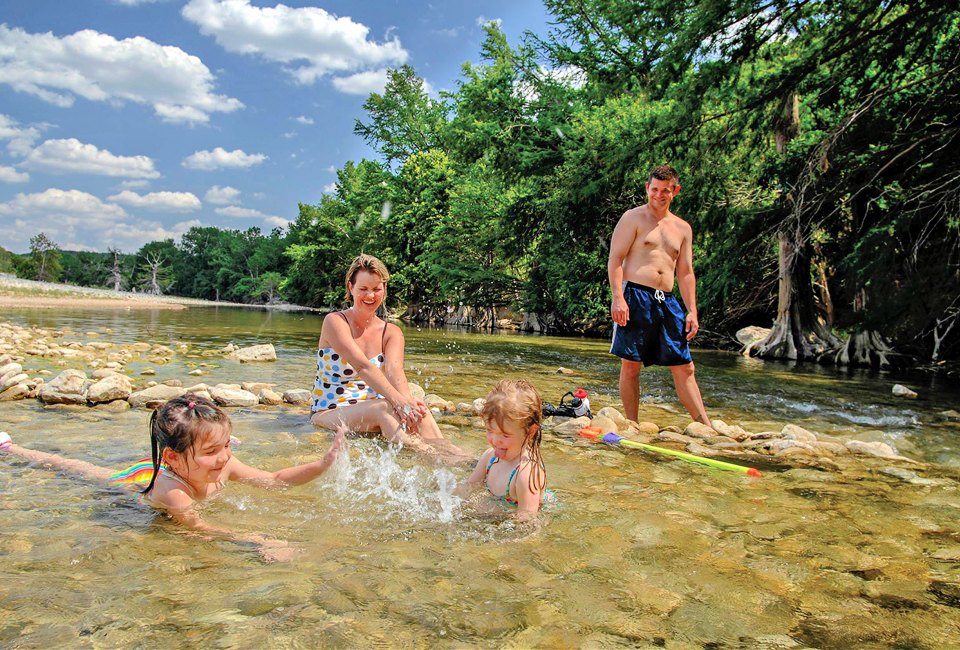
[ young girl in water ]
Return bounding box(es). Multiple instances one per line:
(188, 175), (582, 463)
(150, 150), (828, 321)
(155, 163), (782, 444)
(462, 379), (547, 517)
(0, 394), (344, 561)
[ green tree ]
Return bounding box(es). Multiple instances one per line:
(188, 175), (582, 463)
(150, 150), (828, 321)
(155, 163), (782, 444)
(27, 233), (62, 282)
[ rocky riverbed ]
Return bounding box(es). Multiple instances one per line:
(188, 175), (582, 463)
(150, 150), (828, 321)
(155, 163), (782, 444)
(2, 320), (953, 479)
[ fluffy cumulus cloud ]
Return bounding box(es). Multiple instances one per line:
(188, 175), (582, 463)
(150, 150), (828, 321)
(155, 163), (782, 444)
(264, 215), (290, 229)
(214, 205), (273, 219)
(331, 69), (390, 95)
(0, 25), (243, 124)
(106, 190), (202, 212)
(20, 138), (161, 178)
(476, 16), (503, 29)
(181, 0), (408, 87)
(0, 114), (45, 156)
(0, 165), (29, 183)
(182, 147), (266, 170)
(204, 185), (241, 205)
(294, 115), (314, 125)
(0, 187), (203, 252)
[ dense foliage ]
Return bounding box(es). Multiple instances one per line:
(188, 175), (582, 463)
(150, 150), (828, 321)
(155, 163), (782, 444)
(8, 3), (958, 363)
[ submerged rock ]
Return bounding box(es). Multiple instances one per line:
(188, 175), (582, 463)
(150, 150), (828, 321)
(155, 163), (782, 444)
(258, 388), (283, 406)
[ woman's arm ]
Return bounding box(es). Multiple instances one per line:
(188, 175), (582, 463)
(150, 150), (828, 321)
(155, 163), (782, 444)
(321, 314), (422, 424)
(227, 425), (345, 488)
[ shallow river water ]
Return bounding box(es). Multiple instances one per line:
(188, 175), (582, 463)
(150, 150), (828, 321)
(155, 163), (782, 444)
(1, 307), (959, 648)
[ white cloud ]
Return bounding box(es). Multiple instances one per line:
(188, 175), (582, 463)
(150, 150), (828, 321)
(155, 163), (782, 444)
(0, 188), (205, 253)
(0, 114), (45, 156)
(282, 131), (296, 139)
(0, 25), (243, 124)
(332, 68), (389, 95)
(182, 147), (266, 170)
(113, 0), (161, 5)
(476, 16), (503, 29)
(0, 188), (127, 222)
(204, 185), (241, 204)
(214, 205), (273, 218)
(0, 166), (29, 183)
(323, 182), (337, 193)
(117, 179), (151, 189)
(295, 115), (314, 125)
(107, 218), (201, 251)
(264, 216), (290, 229)
(107, 190), (202, 212)
(324, 165), (337, 173)
(21, 138), (160, 178)
(181, 0), (408, 86)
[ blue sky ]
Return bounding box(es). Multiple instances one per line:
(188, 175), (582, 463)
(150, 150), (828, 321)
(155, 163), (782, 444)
(0, 0), (553, 254)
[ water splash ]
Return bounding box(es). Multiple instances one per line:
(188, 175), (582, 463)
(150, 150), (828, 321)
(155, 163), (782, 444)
(327, 439), (462, 524)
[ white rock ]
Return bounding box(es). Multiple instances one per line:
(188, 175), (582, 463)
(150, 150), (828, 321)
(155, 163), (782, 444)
(846, 440), (900, 459)
(283, 389), (312, 406)
(258, 388), (283, 406)
(0, 384), (30, 401)
(596, 406), (629, 431)
(209, 387), (259, 407)
(229, 344), (277, 363)
(892, 384), (918, 399)
(712, 419), (750, 440)
(87, 374), (133, 404)
(1, 372), (28, 391)
(128, 384), (187, 408)
(39, 370), (89, 405)
(472, 397), (486, 414)
(781, 423), (819, 443)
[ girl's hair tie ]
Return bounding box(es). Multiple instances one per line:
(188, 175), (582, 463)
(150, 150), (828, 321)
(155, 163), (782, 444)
(187, 401), (196, 409)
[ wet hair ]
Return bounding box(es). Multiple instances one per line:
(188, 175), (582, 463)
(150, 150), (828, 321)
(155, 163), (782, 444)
(344, 254), (390, 303)
(141, 393), (232, 494)
(648, 164), (679, 185)
(481, 379), (545, 495)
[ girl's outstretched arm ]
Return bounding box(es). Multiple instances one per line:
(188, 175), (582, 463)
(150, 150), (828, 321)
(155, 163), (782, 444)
(228, 424), (345, 488)
(0, 433), (114, 483)
(163, 504), (298, 562)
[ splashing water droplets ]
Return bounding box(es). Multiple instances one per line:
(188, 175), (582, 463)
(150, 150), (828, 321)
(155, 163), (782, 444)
(327, 439), (462, 524)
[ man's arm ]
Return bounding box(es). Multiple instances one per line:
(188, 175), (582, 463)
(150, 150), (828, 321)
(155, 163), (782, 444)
(675, 222), (699, 341)
(607, 212), (634, 326)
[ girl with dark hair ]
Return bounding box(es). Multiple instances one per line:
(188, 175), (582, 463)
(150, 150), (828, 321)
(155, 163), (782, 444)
(0, 394), (343, 561)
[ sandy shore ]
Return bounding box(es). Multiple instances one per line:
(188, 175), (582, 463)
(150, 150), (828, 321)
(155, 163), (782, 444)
(0, 274), (318, 311)
(0, 296), (187, 310)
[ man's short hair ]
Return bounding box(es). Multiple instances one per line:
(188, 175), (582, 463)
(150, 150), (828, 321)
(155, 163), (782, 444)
(649, 164), (679, 184)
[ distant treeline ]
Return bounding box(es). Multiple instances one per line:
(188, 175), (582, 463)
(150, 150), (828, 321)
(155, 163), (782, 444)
(5, 1), (958, 365)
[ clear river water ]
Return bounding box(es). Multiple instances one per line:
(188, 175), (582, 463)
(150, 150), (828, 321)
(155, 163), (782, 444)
(1, 306), (959, 648)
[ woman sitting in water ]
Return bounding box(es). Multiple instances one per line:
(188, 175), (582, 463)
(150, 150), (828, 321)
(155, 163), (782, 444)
(0, 394), (344, 562)
(309, 254), (465, 461)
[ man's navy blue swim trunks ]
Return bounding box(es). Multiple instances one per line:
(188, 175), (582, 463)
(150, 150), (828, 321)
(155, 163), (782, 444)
(610, 281), (693, 367)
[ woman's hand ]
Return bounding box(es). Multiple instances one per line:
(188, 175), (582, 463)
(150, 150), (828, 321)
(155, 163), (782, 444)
(391, 396), (424, 427)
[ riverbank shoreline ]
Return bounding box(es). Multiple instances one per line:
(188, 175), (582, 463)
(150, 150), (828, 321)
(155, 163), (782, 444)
(0, 274), (320, 312)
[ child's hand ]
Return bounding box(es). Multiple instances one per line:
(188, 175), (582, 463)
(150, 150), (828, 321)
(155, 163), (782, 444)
(325, 424), (347, 462)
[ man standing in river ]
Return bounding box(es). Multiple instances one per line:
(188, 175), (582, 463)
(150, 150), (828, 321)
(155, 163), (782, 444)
(607, 164), (712, 428)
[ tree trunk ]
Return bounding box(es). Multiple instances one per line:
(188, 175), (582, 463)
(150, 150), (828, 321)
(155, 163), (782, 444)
(752, 229), (842, 361)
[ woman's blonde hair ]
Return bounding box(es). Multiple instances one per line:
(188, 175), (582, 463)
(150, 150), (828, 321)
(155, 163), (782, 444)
(481, 379), (545, 494)
(344, 254), (390, 303)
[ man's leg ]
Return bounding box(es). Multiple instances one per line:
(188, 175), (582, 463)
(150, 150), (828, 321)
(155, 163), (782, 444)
(670, 362), (712, 427)
(619, 359), (642, 422)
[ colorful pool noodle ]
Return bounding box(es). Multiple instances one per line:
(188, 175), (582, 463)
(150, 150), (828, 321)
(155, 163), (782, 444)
(108, 458), (156, 486)
(579, 427), (761, 477)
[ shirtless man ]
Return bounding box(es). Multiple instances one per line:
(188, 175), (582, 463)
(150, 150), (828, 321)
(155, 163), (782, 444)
(607, 164), (712, 427)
